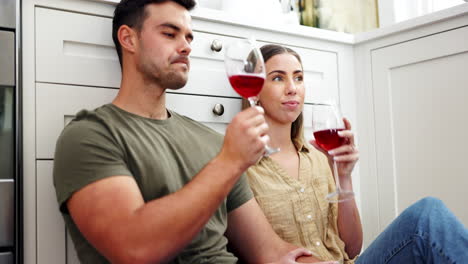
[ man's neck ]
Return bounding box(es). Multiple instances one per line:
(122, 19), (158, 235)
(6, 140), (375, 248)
(113, 74), (168, 120)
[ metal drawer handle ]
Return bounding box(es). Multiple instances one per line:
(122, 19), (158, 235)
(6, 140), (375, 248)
(212, 103), (225, 116)
(210, 39), (223, 52)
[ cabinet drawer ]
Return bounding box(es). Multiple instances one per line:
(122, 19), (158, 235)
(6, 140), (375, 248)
(35, 8), (240, 98)
(36, 83), (241, 159)
(36, 7), (120, 88)
(182, 32), (240, 98)
(259, 42), (339, 104)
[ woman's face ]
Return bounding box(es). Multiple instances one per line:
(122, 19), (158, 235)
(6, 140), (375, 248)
(259, 53), (305, 125)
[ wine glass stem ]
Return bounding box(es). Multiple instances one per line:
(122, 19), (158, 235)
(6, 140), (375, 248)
(332, 160), (342, 191)
(247, 97), (257, 107)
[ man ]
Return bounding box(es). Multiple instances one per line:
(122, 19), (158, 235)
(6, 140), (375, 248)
(53, 0), (337, 263)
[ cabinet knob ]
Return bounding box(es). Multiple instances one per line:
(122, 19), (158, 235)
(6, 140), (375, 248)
(210, 39), (223, 52)
(212, 103), (225, 116)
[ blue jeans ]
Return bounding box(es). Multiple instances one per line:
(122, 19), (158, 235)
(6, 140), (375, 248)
(356, 197), (468, 264)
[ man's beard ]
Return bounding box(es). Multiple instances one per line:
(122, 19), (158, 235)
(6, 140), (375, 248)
(138, 60), (188, 90)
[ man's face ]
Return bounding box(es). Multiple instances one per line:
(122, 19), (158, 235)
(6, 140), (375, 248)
(135, 2), (193, 90)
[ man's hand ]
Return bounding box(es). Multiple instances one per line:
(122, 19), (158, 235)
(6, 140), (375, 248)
(269, 248), (339, 264)
(220, 106), (269, 171)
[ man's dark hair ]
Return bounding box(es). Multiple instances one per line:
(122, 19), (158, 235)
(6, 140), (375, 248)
(112, 0), (196, 67)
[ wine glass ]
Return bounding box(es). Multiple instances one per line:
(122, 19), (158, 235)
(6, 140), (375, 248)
(311, 102), (354, 203)
(224, 37), (280, 156)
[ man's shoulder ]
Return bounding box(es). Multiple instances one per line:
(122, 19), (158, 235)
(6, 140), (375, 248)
(58, 105), (114, 142)
(171, 110), (223, 138)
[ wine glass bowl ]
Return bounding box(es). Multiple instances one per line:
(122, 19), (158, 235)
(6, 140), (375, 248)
(225, 38), (265, 106)
(224, 38), (279, 156)
(311, 102), (355, 203)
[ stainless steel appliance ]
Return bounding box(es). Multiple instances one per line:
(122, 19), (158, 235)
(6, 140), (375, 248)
(0, 0), (20, 263)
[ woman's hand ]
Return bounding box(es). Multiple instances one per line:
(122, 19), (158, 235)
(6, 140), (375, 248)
(310, 118), (359, 179)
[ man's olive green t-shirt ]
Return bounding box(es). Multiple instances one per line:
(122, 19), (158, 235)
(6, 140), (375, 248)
(53, 104), (253, 264)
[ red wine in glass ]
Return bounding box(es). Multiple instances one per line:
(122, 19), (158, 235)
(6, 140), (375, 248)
(224, 38), (279, 156)
(311, 103), (354, 203)
(313, 128), (345, 151)
(228, 74), (264, 99)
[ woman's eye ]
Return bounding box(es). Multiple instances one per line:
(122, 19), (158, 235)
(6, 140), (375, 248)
(272, 76), (282, 81)
(295, 76), (304, 82)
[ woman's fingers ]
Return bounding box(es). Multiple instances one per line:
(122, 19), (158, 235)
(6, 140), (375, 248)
(328, 144), (357, 156)
(333, 153), (359, 162)
(343, 117), (352, 130)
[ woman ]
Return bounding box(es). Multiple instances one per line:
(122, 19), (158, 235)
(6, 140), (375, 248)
(247, 44), (468, 264)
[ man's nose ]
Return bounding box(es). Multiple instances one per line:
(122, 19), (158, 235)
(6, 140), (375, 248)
(178, 38), (192, 55)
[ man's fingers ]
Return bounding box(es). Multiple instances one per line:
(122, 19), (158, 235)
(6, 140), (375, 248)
(241, 105), (264, 118)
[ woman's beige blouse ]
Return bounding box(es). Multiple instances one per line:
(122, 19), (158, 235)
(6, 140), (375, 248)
(246, 144), (356, 264)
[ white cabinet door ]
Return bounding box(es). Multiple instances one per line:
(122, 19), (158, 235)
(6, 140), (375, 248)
(36, 161), (66, 264)
(36, 83), (241, 159)
(35, 7), (120, 88)
(370, 26), (468, 232)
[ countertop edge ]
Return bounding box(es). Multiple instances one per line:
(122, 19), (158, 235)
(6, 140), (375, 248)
(90, 1), (468, 45)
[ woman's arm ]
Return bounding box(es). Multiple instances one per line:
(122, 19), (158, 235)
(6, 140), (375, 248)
(329, 118), (363, 257)
(311, 118), (363, 258)
(335, 177), (363, 258)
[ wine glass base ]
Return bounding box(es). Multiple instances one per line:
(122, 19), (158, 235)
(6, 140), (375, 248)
(326, 190), (355, 203)
(263, 146), (280, 157)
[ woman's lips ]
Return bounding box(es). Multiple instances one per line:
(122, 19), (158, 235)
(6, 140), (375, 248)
(282, 101), (300, 110)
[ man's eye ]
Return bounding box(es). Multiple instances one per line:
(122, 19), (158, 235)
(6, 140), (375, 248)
(163, 33), (175, 38)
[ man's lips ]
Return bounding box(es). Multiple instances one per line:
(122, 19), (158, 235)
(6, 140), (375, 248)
(171, 58), (189, 66)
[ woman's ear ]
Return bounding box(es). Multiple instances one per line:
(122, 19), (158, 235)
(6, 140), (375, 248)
(118, 25), (138, 54)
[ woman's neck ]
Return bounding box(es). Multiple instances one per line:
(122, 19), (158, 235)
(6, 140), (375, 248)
(266, 117), (297, 153)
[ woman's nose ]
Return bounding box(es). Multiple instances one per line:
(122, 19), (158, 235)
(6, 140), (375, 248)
(285, 79), (297, 95)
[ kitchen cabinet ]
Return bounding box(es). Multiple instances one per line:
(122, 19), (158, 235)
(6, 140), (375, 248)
(36, 161), (66, 264)
(23, 0), (468, 261)
(26, 2), (349, 262)
(354, 8), (468, 243)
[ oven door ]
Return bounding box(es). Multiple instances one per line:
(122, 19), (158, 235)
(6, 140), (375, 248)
(0, 29), (15, 264)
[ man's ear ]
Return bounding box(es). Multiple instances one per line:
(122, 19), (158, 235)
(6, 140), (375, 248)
(118, 25), (138, 54)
